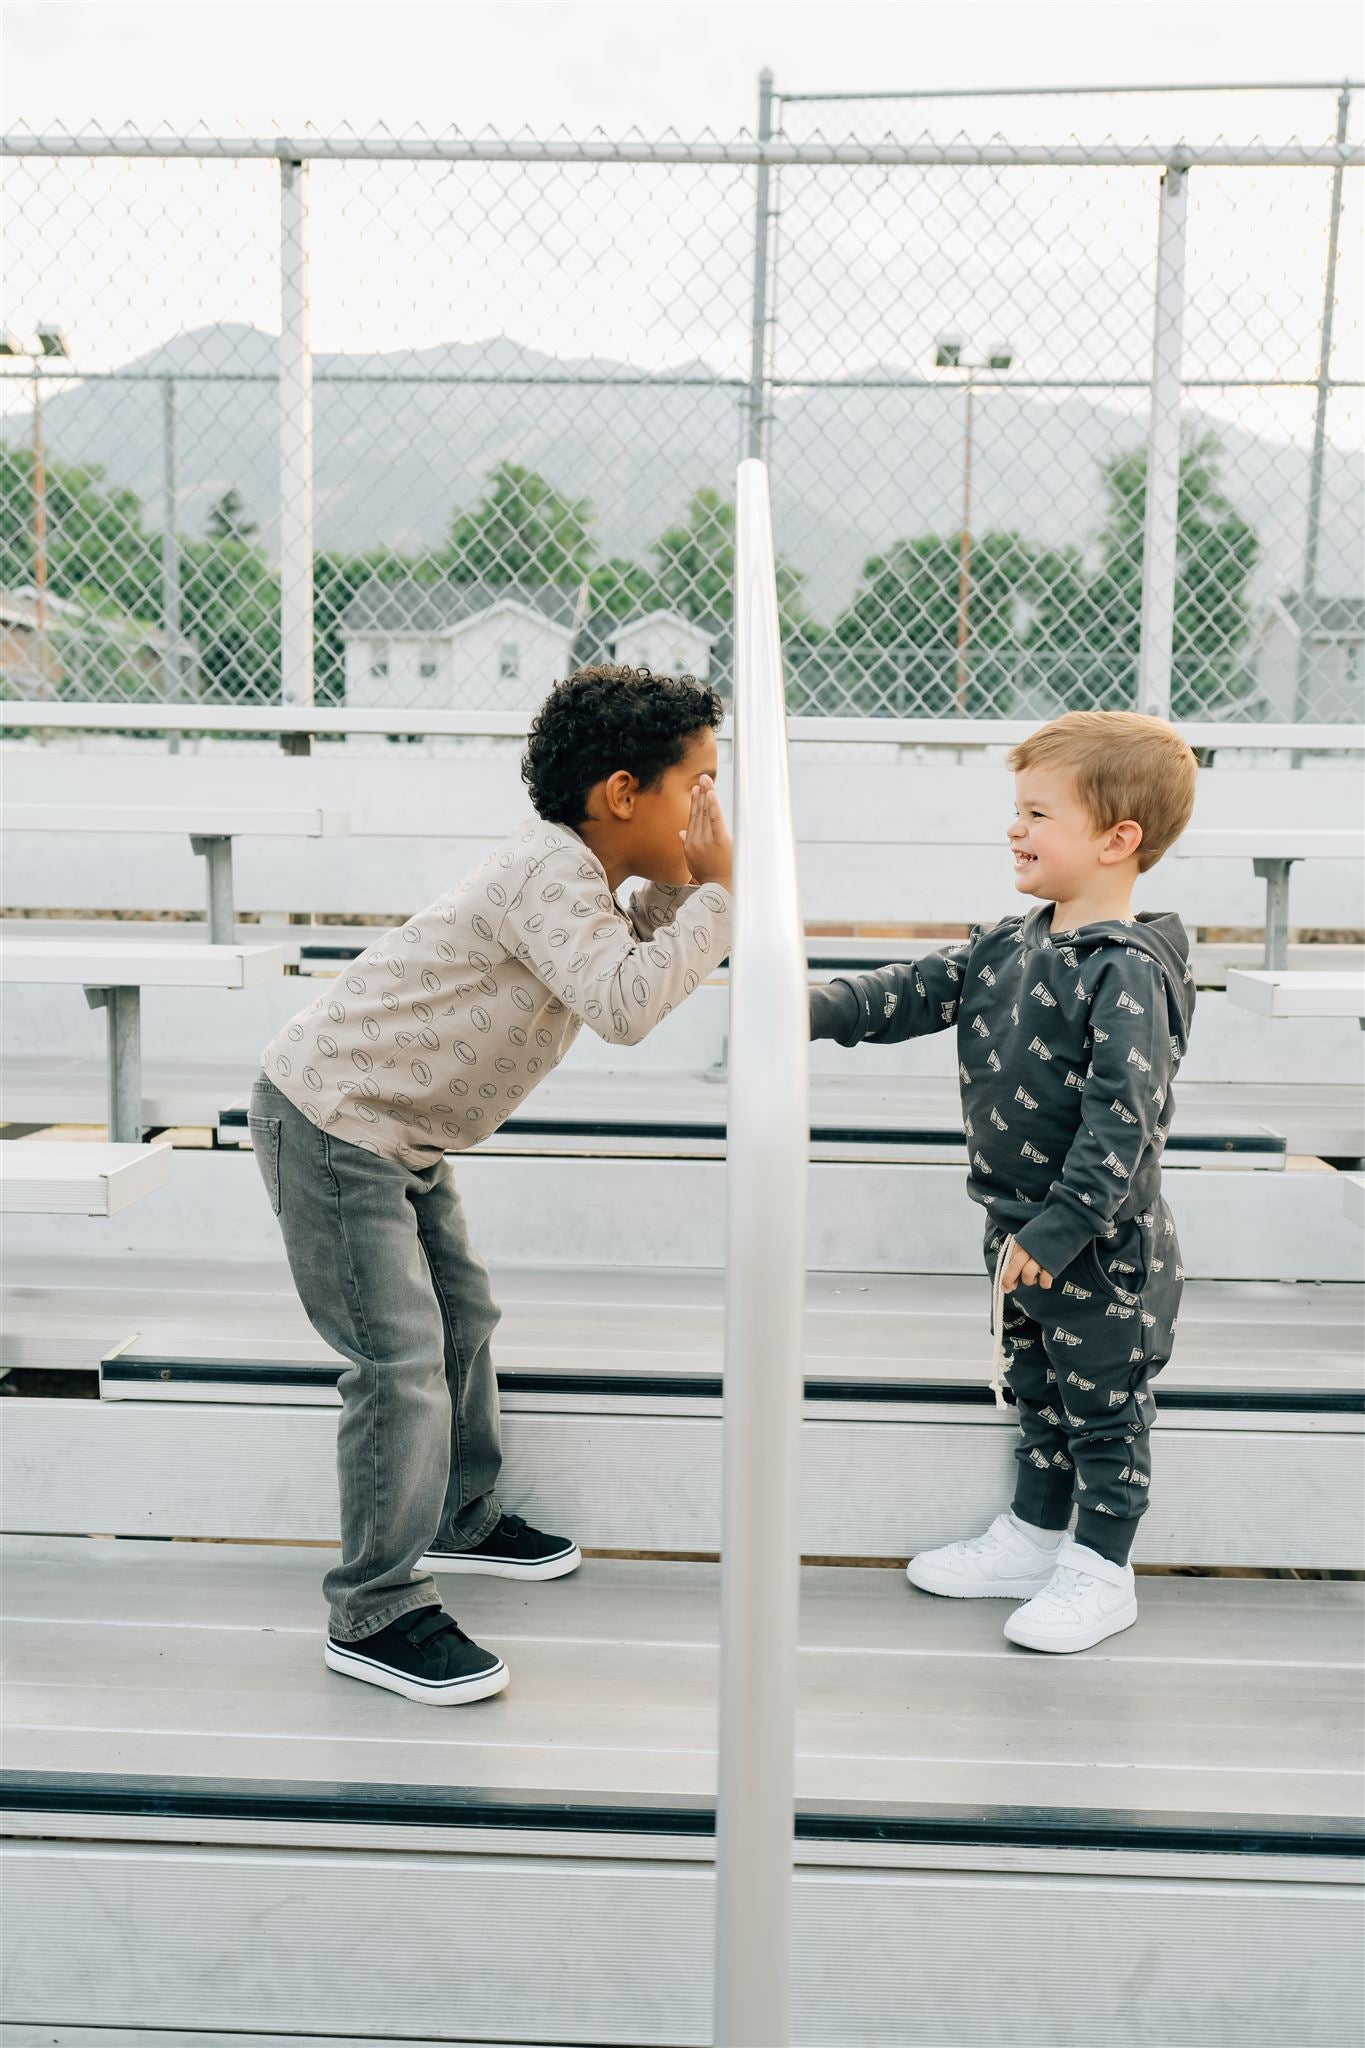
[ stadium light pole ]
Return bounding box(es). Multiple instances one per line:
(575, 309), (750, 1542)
(933, 337), (1013, 715)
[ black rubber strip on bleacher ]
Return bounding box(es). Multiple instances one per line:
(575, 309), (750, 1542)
(96, 1357), (1365, 1415)
(3, 1771), (1360, 1859)
(215, 1102), (1284, 1157)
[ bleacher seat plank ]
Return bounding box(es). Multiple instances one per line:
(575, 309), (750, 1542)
(4, 805), (349, 838)
(8, 1057), (1358, 1162)
(1228, 969), (1365, 1021)
(4, 1058), (1359, 1163)
(0, 1143), (171, 1218)
(0, 941), (287, 990)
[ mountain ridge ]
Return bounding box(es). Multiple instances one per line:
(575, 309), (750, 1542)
(16, 324), (1362, 620)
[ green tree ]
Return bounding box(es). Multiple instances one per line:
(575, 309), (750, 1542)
(442, 462), (591, 588)
(0, 445), (160, 618)
(830, 529), (1083, 716)
(206, 488), (259, 544)
(1085, 434), (1259, 715)
(586, 554), (658, 621)
(824, 433), (1259, 718)
(651, 486), (809, 629)
(179, 538), (281, 700)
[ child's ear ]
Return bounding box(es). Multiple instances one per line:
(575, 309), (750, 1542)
(602, 769), (639, 821)
(1099, 818), (1143, 866)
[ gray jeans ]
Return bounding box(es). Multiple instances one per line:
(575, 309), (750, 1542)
(249, 1073), (503, 1640)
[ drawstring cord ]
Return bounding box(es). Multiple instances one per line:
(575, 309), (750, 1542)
(989, 1234), (1015, 1411)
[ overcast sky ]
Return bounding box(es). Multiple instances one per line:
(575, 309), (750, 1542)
(2, 0), (1361, 451)
(4, 0), (1362, 141)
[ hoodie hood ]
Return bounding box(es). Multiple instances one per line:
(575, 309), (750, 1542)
(1020, 905), (1195, 1055)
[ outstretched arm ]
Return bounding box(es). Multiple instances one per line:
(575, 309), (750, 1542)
(809, 940), (973, 1046)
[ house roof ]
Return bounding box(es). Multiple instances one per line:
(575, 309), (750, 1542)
(614, 608), (720, 642)
(342, 579), (579, 637)
(1274, 593), (1365, 640)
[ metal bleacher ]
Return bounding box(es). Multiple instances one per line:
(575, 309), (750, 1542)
(2, 498), (1364, 2042)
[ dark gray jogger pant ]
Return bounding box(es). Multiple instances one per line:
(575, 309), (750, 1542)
(986, 1212), (1182, 1565)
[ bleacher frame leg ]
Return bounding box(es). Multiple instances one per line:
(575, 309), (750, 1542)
(84, 984), (142, 1143)
(1253, 856), (1296, 971)
(191, 833), (235, 945)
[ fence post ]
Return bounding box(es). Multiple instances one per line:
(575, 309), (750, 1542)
(279, 156), (314, 709)
(745, 69), (775, 461)
(1294, 82), (1352, 725)
(1137, 163), (1188, 721)
(161, 376), (183, 707)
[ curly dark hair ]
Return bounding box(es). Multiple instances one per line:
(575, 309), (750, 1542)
(521, 664), (723, 827)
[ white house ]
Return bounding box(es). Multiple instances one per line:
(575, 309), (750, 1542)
(342, 581), (579, 714)
(1251, 594), (1364, 724)
(611, 609), (715, 681)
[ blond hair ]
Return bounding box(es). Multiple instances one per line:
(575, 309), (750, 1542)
(1006, 711), (1198, 873)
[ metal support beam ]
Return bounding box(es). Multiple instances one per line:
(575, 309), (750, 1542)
(1294, 82), (1352, 725)
(1253, 857), (1298, 970)
(745, 70), (775, 461)
(279, 158), (314, 707)
(1137, 164), (1189, 721)
(191, 834), (235, 944)
(85, 986), (142, 1142)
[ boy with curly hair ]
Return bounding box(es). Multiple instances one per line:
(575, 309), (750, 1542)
(810, 711), (1199, 1653)
(252, 666), (732, 1703)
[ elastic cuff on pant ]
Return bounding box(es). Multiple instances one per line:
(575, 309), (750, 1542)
(1074, 1508), (1139, 1566)
(1011, 1472), (1074, 1533)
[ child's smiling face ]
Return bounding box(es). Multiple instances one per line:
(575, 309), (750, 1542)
(1008, 764), (1116, 905)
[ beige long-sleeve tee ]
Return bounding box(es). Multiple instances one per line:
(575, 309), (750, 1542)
(260, 815), (732, 1169)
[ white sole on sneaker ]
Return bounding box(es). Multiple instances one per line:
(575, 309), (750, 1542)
(906, 1557), (1055, 1600)
(418, 1542), (582, 1582)
(324, 1639), (510, 1704)
(1002, 1596), (1139, 1654)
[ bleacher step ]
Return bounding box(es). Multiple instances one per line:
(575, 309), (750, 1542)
(4, 1540), (1359, 1815)
(6, 1257), (1363, 1404)
(2, 1541), (1360, 2046)
(5, 1385), (1362, 1566)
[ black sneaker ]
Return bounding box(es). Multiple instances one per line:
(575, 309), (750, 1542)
(418, 1512), (582, 1582)
(324, 1605), (509, 1705)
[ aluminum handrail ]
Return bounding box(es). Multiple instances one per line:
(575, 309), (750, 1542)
(712, 460), (809, 2048)
(4, 703), (1360, 754)
(4, 133), (1362, 166)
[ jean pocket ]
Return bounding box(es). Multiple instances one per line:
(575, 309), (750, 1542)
(248, 1113), (283, 1216)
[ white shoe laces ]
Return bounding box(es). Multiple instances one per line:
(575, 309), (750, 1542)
(1026, 1565), (1092, 1619)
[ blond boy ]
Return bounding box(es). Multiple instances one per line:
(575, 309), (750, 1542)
(810, 712), (1199, 1652)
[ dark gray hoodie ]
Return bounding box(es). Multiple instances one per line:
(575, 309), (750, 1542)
(810, 906), (1196, 1277)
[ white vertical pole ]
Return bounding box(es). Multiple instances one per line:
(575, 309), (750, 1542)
(1137, 164), (1188, 721)
(713, 459), (808, 2048)
(279, 157), (314, 707)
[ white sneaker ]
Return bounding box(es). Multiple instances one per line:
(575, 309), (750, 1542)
(1003, 1537), (1138, 1654)
(906, 1511), (1064, 1600)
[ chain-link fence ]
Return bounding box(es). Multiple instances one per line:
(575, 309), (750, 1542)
(1, 104), (1361, 722)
